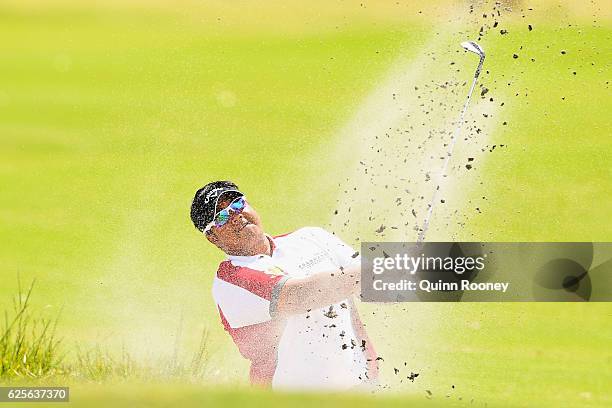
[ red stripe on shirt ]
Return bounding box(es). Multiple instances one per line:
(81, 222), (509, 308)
(218, 307), (286, 386)
(273, 231), (296, 240)
(217, 260), (284, 301)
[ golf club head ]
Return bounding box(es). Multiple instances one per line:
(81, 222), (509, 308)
(461, 41), (485, 58)
(461, 41), (485, 79)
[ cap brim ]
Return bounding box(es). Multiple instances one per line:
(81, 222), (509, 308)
(214, 190), (243, 213)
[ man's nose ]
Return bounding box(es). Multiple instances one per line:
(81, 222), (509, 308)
(230, 211), (246, 225)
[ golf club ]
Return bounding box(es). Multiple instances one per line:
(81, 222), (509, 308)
(416, 41), (486, 243)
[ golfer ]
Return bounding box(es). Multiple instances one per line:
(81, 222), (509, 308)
(190, 180), (378, 390)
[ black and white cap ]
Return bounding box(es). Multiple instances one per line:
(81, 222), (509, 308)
(190, 180), (243, 232)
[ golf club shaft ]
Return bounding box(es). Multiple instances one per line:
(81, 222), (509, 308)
(416, 58), (483, 243)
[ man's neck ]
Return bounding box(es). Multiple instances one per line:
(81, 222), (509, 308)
(253, 234), (272, 257)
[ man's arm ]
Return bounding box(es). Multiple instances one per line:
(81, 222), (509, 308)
(273, 265), (360, 315)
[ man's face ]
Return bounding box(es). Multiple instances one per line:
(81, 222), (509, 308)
(205, 195), (268, 256)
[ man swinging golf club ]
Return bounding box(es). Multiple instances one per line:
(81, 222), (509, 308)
(190, 181), (378, 390)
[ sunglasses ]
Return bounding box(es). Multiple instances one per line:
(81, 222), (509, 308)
(204, 196), (247, 234)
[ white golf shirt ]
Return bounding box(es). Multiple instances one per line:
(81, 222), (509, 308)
(212, 227), (370, 390)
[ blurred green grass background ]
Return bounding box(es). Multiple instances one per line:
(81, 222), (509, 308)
(0, 0), (611, 407)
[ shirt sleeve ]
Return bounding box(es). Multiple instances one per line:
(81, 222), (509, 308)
(213, 261), (290, 328)
(304, 227), (361, 269)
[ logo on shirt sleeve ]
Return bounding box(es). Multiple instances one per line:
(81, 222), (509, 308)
(265, 266), (286, 276)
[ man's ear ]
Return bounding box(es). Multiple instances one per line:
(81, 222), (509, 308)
(205, 230), (219, 246)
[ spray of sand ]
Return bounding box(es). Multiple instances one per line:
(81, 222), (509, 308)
(313, 13), (501, 392)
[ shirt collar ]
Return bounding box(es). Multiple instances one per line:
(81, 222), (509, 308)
(226, 234), (276, 264)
